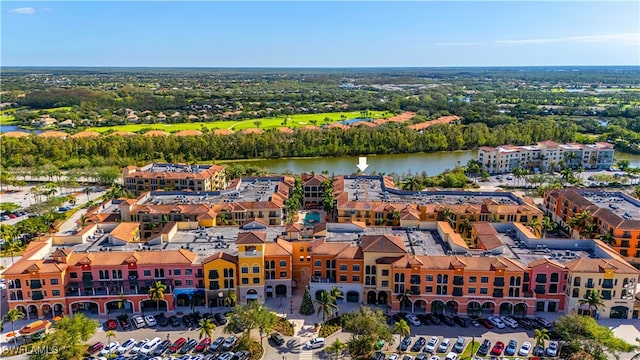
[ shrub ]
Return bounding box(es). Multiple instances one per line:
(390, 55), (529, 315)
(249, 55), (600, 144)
(234, 333), (264, 360)
(319, 316), (343, 338)
(273, 317), (294, 336)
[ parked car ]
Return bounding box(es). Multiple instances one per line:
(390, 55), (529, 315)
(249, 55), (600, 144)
(144, 315), (157, 327)
(411, 337), (426, 352)
(195, 338), (211, 352)
(179, 339), (198, 354)
(270, 332), (285, 346)
(535, 317), (553, 329)
(491, 341), (505, 356)
(214, 312), (228, 325)
(169, 315), (181, 327)
(437, 338), (451, 353)
(405, 314), (422, 326)
(439, 315), (455, 326)
(470, 318), (480, 328)
(478, 318), (494, 329)
(117, 338), (136, 354)
(232, 350), (250, 360)
(426, 314), (440, 325)
(516, 317), (534, 329)
(452, 337), (466, 353)
(488, 316), (506, 329)
(132, 315), (146, 329)
(218, 352), (235, 360)
(424, 336), (439, 353)
(153, 340), (171, 356)
(117, 315), (131, 330)
(504, 340), (517, 356)
(106, 319), (118, 330)
(140, 337), (161, 355)
(388, 354), (400, 360)
(416, 314), (430, 325)
(477, 339), (491, 356)
(445, 352), (458, 360)
(399, 336), (412, 351)
(453, 316), (470, 327)
(501, 316), (519, 328)
(518, 341), (532, 356)
(209, 337), (225, 352)
(130, 339), (149, 354)
(155, 313), (169, 327)
(305, 337), (325, 350)
(223, 335), (238, 351)
(532, 345), (546, 356)
(100, 341), (120, 356)
(546, 341), (558, 356)
(87, 342), (104, 355)
(170, 338), (187, 353)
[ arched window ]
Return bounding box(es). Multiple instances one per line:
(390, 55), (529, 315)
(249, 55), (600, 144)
(572, 288), (579, 298)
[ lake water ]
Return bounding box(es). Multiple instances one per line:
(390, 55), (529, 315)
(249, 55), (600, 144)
(0, 125), (42, 134)
(234, 150), (640, 176)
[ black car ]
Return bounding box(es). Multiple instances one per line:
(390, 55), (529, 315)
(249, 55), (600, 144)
(426, 314), (441, 325)
(168, 315), (181, 327)
(477, 339), (491, 356)
(153, 340), (171, 356)
(155, 313), (169, 327)
(270, 333), (285, 346)
(179, 339), (198, 354)
(393, 312), (406, 323)
(116, 315), (131, 330)
(411, 337), (426, 352)
(385, 314), (395, 325)
(208, 337), (225, 352)
(371, 352), (385, 360)
(214, 313), (228, 325)
(516, 318), (534, 330)
(399, 336), (412, 351)
(182, 315), (193, 327)
(416, 314), (431, 325)
(232, 350), (250, 360)
(453, 316), (470, 328)
(439, 315), (455, 326)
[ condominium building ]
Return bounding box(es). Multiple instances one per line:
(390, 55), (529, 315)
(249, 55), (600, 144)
(544, 189), (640, 259)
(478, 141), (615, 174)
(122, 163), (226, 195)
(302, 173), (328, 209)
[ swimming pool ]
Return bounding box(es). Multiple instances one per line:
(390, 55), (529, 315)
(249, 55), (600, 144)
(304, 211), (321, 226)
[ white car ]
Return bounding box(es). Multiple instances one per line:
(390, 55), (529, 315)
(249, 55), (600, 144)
(405, 314), (422, 326)
(437, 338), (451, 353)
(132, 315), (146, 329)
(501, 316), (519, 329)
(518, 342), (531, 356)
(425, 336), (439, 353)
(488, 316), (506, 329)
(99, 341), (119, 355)
(144, 315), (157, 327)
(117, 338), (136, 354)
(430, 356), (440, 360)
(131, 339), (149, 354)
(139, 337), (161, 355)
(445, 352), (458, 360)
(546, 341), (558, 356)
(388, 354), (399, 360)
(305, 337), (325, 349)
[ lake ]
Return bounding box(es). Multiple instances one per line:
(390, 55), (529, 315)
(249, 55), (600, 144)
(0, 125), (41, 134)
(232, 150), (640, 176)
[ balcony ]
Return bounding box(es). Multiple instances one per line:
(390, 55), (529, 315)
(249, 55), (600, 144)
(29, 281), (42, 289)
(311, 277), (337, 284)
(452, 287), (463, 296)
(492, 290), (504, 298)
(602, 280), (614, 289)
(9, 292), (24, 301)
(453, 278), (464, 286)
(65, 279), (175, 297)
(493, 279), (505, 287)
(32, 292), (44, 301)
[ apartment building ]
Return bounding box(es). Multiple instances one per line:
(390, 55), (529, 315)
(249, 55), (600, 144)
(302, 173), (328, 209)
(478, 141), (615, 174)
(122, 163), (226, 195)
(544, 189), (640, 259)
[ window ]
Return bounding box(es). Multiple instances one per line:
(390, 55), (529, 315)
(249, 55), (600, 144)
(535, 285), (545, 294)
(241, 267), (249, 274)
(549, 284), (558, 293)
(382, 269), (389, 276)
(426, 275), (433, 282)
(174, 269), (181, 276)
(468, 288), (476, 294)
(186, 280), (193, 286)
(253, 278), (260, 284)
(535, 274), (547, 283)
(382, 281), (389, 287)
(175, 280), (182, 286)
(425, 286), (433, 293)
(550, 273), (559, 282)
(340, 264), (347, 271)
(143, 270), (151, 277)
(481, 277), (489, 284)
(70, 272), (78, 279)
(242, 278), (248, 285)
(314, 271), (321, 277)
(185, 269), (192, 275)
(352, 276), (360, 282)
(572, 288), (579, 298)
(340, 275), (347, 282)
(50, 279), (59, 285)
(252, 266), (260, 273)
(280, 272), (287, 278)
(352, 265), (360, 272)
(52, 290), (60, 297)
(280, 260), (287, 267)
(469, 276), (477, 283)
(209, 270), (219, 279)
(155, 269), (165, 278)
(480, 288), (488, 295)
(314, 260), (321, 267)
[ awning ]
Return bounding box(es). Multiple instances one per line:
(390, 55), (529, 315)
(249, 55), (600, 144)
(246, 293), (259, 300)
(266, 286), (273, 293)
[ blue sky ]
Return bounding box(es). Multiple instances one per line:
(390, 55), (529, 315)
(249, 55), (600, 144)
(2, 1), (639, 67)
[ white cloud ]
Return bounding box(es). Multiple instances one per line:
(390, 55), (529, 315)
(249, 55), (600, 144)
(436, 33), (640, 46)
(10, 7), (36, 15)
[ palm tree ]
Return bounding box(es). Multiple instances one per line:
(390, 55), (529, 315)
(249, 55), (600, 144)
(401, 176), (422, 192)
(224, 289), (237, 308)
(394, 319), (411, 347)
(118, 293), (127, 315)
(3, 238), (22, 265)
(529, 217), (542, 237)
(541, 216), (556, 238)
(579, 290), (605, 317)
(83, 187), (92, 201)
(599, 231), (615, 246)
(148, 281), (167, 313)
(2, 309), (25, 346)
(534, 328), (550, 350)
(199, 318), (216, 339)
(396, 289), (413, 311)
(326, 338), (347, 360)
(315, 290), (337, 323)
(330, 286), (344, 305)
(458, 219), (473, 239)
(105, 330), (116, 355)
(560, 168), (574, 185)
(80, 214), (89, 228)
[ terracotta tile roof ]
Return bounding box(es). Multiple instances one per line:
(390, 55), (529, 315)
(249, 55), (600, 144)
(67, 249), (196, 266)
(174, 129), (203, 137)
(39, 131), (68, 138)
(110, 131), (136, 136)
(2, 131), (30, 138)
(240, 128), (264, 134)
(472, 222), (497, 235)
(265, 239), (293, 257)
(285, 223), (301, 232)
(143, 130), (170, 137)
(300, 125), (321, 131)
(352, 121), (376, 127)
(311, 239), (349, 256)
(202, 251), (238, 264)
(376, 256), (404, 264)
(276, 127), (294, 134)
(303, 174), (327, 187)
(236, 231), (267, 244)
(564, 258), (639, 274)
(409, 115), (460, 130)
(527, 258), (564, 269)
(212, 129), (234, 136)
(360, 234), (406, 253)
(109, 222), (140, 242)
(335, 245), (364, 260)
(70, 131), (101, 138)
(326, 123), (349, 130)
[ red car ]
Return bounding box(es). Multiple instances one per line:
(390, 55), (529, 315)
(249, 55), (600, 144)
(491, 341), (505, 356)
(479, 318), (494, 329)
(106, 319), (117, 330)
(170, 338), (186, 353)
(87, 342), (104, 355)
(195, 337), (211, 352)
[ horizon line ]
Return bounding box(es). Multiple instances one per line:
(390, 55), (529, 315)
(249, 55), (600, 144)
(2, 65), (640, 69)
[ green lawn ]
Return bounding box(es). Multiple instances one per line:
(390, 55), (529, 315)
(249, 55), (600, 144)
(460, 340), (480, 360)
(0, 115), (16, 125)
(0, 106), (73, 126)
(85, 111), (390, 133)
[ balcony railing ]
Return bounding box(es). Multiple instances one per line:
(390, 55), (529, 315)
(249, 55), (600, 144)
(494, 280), (505, 287)
(65, 279), (175, 297)
(602, 281), (614, 289)
(493, 290), (504, 298)
(311, 277), (337, 283)
(453, 278), (464, 286)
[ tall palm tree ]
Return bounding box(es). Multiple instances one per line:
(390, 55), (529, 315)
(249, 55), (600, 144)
(599, 232), (615, 246)
(579, 290), (605, 317)
(105, 330), (116, 355)
(198, 318), (216, 339)
(396, 290), (413, 311)
(3, 238), (22, 265)
(2, 309), (25, 346)
(529, 217), (542, 237)
(534, 328), (550, 350)
(541, 216), (556, 238)
(224, 290), (237, 308)
(148, 281), (167, 313)
(458, 219), (473, 239)
(315, 290), (337, 323)
(330, 286), (344, 305)
(394, 318), (411, 341)
(326, 338), (347, 360)
(401, 176), (422, 192)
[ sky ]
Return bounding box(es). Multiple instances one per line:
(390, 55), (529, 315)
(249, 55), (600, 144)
(2, 1), (639, 67)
